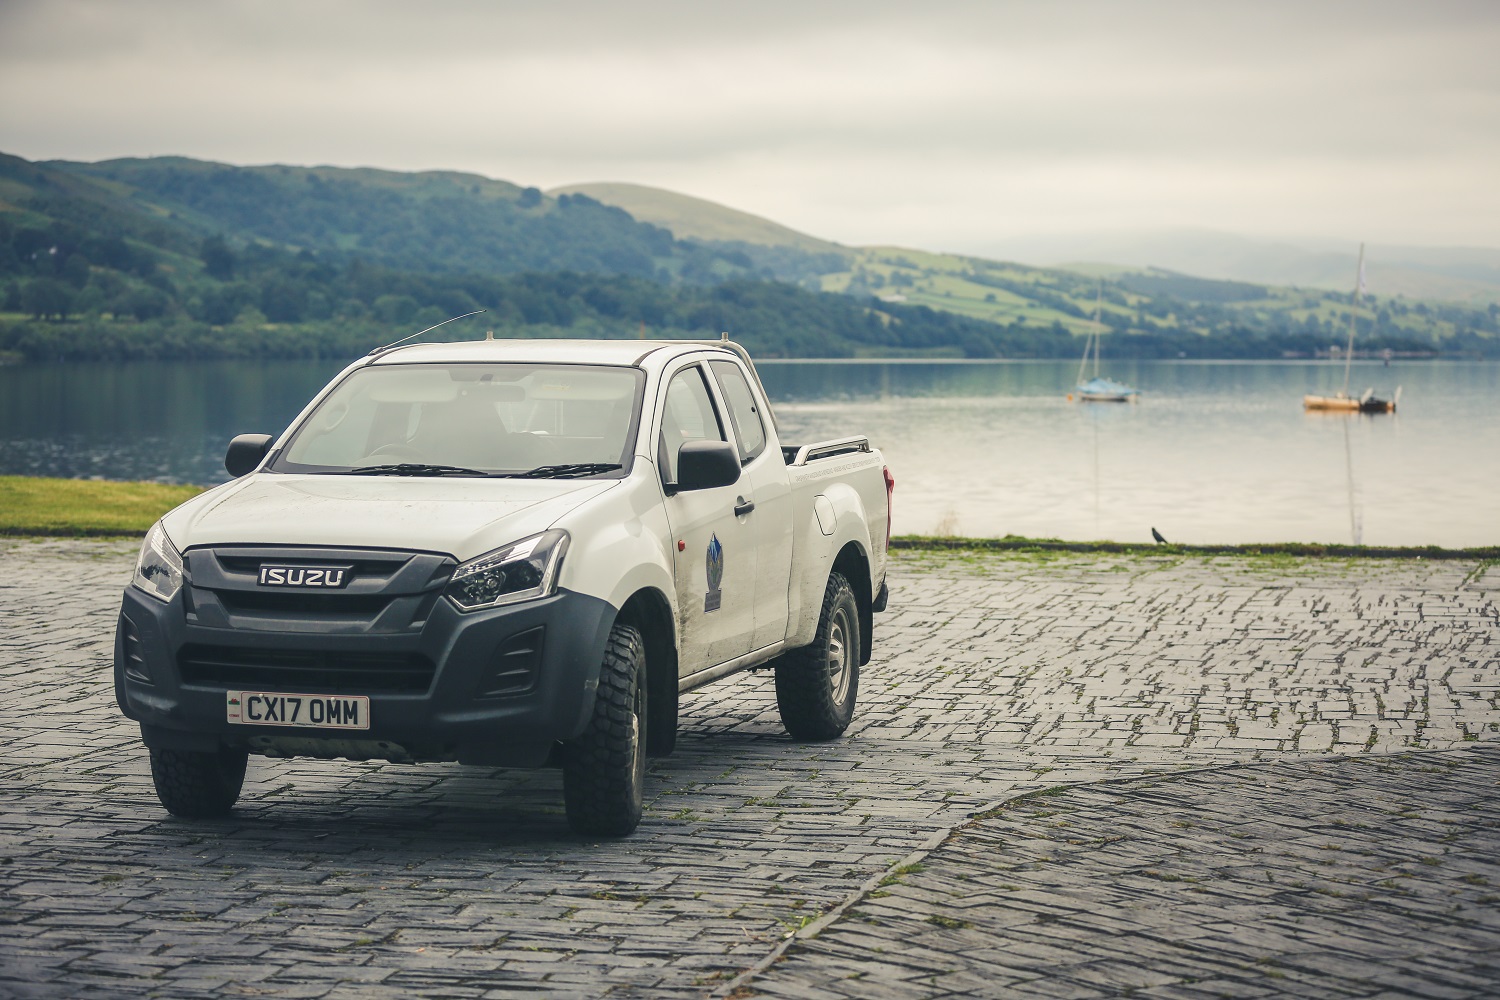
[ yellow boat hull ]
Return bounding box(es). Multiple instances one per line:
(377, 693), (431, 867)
(1304, 394), (1397, 414)
(1303, 394), (1361, 411)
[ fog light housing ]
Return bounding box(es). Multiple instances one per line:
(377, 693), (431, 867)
(478, 627), (544, 697)
(120, 614), (152, 684)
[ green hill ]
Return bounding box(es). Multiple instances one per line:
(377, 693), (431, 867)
(1, 151), (1495, 361)
(550, 182), (849, 256)
(0, 152), (1074, 361)
(557, 182), (1497, 349)
(48, 156), (754, 282)
(548, 181), (853, 284)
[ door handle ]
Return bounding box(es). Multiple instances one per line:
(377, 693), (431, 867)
(733, 496), (756, 517)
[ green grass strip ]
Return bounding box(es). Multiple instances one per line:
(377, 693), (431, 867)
(1, 476), (1493, 558)
(0, 476), (204, 537)
(892, 534), (1500, 561)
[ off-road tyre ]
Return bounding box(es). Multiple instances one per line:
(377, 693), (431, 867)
(775, 571), (860, 741)
(563, 623), (647, 837)
(149, 746), (248, 818)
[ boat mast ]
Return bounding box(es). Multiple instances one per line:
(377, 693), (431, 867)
(1074, 281), (1106, 388)
(1091, 281), (1103, 379)
(1341, 243), (1364, 397)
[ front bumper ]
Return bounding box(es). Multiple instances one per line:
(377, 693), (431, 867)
(114, 581), (616, 767)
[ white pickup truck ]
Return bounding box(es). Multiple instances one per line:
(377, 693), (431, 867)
(115, 337), (892, 835)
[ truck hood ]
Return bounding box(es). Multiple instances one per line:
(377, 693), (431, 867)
(161, 474), (619, 562)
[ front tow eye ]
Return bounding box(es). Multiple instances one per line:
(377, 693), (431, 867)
(733, 496), (756, 517)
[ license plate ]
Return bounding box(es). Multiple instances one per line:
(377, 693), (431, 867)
(226, 691), (370, 730)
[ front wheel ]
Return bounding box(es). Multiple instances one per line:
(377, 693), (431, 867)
(149, 746), (248, 818)
(562, 622), (647, 837)
(775, 572), (860, 741)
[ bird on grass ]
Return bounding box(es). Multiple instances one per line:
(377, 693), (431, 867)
(1151, 527), (1168, 545)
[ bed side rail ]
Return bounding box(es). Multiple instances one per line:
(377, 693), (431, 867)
(786, 436), (872, 466)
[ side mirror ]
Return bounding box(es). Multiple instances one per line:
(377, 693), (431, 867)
(225, 433), (274, 477)
(675, 440), (740, 492)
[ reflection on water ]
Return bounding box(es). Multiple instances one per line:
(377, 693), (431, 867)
(757, 359), (1499, 548)
(0, 359), (347, 485)
(2, 357), (1497, 547)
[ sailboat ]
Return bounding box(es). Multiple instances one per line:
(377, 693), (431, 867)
(1303, 244), (1399, 414)
(1069, 283), (1139, 403)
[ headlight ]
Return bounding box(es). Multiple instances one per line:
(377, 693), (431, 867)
(133, 521), (184, 603)
(445, 530), (569, 612)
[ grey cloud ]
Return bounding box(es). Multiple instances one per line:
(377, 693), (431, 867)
(1, 0), (1496, 248)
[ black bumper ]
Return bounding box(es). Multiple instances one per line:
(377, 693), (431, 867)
(115, 584), (616, 767)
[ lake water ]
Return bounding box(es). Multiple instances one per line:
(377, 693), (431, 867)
(1, 357), (1496, 547)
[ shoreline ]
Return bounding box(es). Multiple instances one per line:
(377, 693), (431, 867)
(892, 535), (1500, 560)
(3, 476), (1493, 558)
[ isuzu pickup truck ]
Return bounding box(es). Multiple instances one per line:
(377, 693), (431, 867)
(115, 337), (892, 835)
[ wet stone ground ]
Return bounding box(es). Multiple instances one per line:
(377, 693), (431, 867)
(741, 749), (1500, 1000)
(0, 541), (1496, 998)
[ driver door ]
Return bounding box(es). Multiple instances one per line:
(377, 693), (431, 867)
(657, 363), (757, 675)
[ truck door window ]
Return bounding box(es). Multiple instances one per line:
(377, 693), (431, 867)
(708, 360), (767, 464)
(659, 366), (725, 483)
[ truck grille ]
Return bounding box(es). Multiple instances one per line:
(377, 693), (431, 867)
(178, 644), (435, 694)
(183, 546), (455, 634)
(214, 591), (395, 616)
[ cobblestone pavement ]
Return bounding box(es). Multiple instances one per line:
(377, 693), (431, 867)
(737, 747), (1500, 1000)
(0, 541), (1495, 998)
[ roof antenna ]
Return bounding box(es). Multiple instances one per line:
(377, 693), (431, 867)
(368, 309), (487, 356)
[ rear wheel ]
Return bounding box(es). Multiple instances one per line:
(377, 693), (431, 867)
(775, 572), (860, 741)
(563, 622), (647, 837)
(149, 746), (248, 818)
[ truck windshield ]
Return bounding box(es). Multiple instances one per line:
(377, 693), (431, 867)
(272, 363), (644, 477)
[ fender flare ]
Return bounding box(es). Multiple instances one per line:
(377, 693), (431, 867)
(786, 481), (875, 652)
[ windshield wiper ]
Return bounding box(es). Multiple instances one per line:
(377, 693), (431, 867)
(342, 461), (622, 479)
(345, 463), (498, 477)
(513, 463), (623, 479)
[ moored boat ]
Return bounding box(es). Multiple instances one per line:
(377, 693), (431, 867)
(1303, 389), (1398, 413)
(1303, 393), (1361, 412)
(1075, 376), (1140, 402)
(1303, 244), (1398, 415)
(1069, 284), (1139, 403)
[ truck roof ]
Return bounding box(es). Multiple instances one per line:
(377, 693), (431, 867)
(368, 339), (738, 368)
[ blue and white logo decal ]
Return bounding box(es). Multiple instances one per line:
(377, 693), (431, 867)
(704, 534), (724, 612)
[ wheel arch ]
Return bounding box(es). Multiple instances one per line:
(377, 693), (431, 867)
(612, 585), (679, 756)
(831, 541), (873, 665)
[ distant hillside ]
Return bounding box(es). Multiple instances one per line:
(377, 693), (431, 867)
(549, 181), (853, 284)
(550, 182), (848, 256)
(978, 229), (1500, 305)
(48, 157), (764, 283)
(0, 152), (1075, 362)
(556, 181), (1495, 344)
(1, 151), (1495, 361)
(819, 248), (1496, 353)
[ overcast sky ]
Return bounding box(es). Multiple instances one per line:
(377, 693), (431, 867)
(2, 0), (1496, 256)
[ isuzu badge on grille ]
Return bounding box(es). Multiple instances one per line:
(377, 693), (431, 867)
(257, 565), (352, 588)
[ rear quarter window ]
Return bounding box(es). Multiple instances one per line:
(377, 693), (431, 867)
(709, 360), (767, 463)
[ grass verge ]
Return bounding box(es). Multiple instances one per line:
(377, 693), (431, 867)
(892, 534), (1500, 561)
(0, 476), (204, 537)
(0, 477), (1492, 559)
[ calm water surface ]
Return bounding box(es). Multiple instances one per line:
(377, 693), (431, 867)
(2, 357), (1496, 547)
